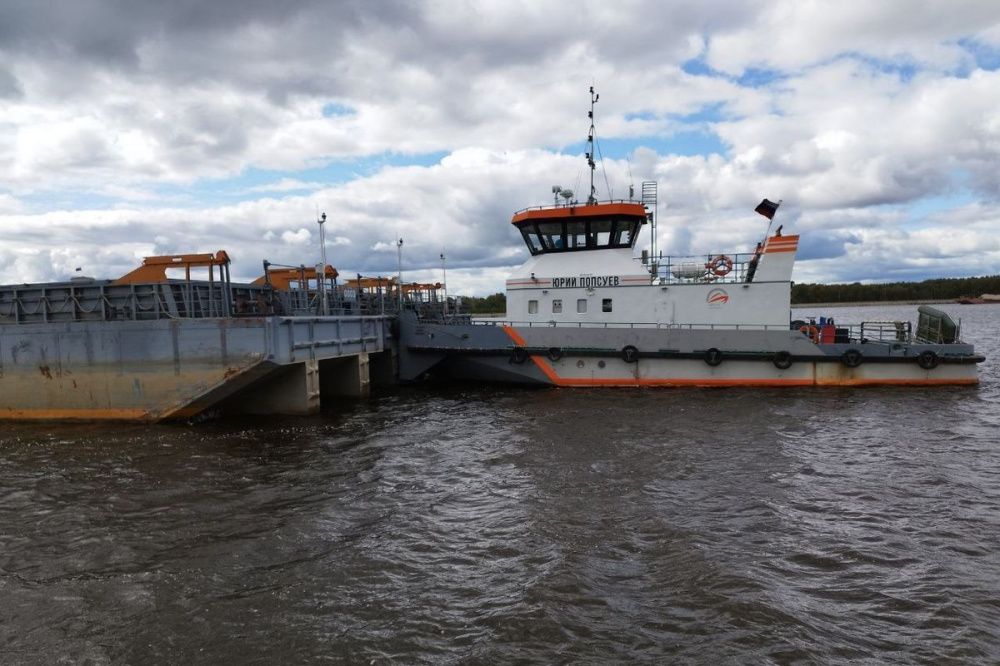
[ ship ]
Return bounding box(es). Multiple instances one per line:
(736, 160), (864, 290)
(397, 89), (984, 386)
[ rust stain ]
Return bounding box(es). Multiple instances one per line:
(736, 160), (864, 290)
(72, 380), (78, 388)
(0, 407), (152, 421)
(39, 365), (53, 379)
(223, 366), (240, 379)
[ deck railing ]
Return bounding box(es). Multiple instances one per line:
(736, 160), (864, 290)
(640, 252), (760, 285)
(0, 279), (412, 324)
(470, 318), (932, 344)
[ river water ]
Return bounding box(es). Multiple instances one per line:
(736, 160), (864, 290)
(1, 303), (998, 664)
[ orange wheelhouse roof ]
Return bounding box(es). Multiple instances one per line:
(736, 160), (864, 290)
(511, 201), (648, 225)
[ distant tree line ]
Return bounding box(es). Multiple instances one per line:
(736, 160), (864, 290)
(458, 292), (507, 314)
(452, 275), (1000, 311)
(791, 275), (1000, 304)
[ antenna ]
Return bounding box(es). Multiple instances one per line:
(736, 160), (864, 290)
(586, 86), (599, 204)
(317, 211), (329, 315)
(396, 238), (404, 311)
(626, 155), (635, 200)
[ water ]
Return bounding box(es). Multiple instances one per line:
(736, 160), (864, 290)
(1, 303), (999, 664)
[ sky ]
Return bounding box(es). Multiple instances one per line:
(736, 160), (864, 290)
(1, 0), (1000, 294)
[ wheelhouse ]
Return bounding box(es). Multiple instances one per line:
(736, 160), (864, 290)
(511, 202), (649, 255)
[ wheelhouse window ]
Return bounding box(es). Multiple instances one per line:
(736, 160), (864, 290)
(528, 300), (538, 314)
(613, 225), (633, 246)
(602, 298), (613, 312)
(516, 215), (642, 255)
(552, 299), (562, 313)
(521, 229), (543, 254)
(577, 299), (587, 313)
(588, 218), (613, 247)
(537, 222), (564, 250)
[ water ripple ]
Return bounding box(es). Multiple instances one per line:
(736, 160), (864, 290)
(1, 305), (999, 663)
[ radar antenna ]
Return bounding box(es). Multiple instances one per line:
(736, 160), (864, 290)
(586, 86), (599, 204)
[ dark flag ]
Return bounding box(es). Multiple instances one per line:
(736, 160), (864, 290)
(754, 198), (780, 220)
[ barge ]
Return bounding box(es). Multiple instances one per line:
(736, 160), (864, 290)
(0, 253), (397, 421)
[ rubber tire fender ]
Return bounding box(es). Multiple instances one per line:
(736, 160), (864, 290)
(841, 349), (863, 368)
(772, 351), (793, 370)
(917, 350), (939, 370)
(704, 348), (723, 367)
(510, 346), (528, 364)
(621, 345), (639, 364)
(547, 347), (564, 362)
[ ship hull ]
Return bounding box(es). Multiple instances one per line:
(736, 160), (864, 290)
(399, 316), (981, 387)
(0, 316), (390, 421)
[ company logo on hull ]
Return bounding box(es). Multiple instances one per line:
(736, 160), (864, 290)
(706, 288), (729, 306)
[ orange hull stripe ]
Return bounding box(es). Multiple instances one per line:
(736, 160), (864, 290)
(764, 247), (798, 253)
(0, 408), (153, 421)
(500, 326), (978, 387)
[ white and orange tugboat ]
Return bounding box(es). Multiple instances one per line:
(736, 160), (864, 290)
(398, 90), (983, 387)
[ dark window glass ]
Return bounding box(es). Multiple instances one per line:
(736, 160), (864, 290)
(521, 229), (543, 254)
(602, 298), (612, 312)
(566, 220), (588, 249)
(589, 218), (613, 247)
(537, 221), (564, 250)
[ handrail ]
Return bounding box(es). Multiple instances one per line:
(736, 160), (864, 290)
(512, 198), (645, 216)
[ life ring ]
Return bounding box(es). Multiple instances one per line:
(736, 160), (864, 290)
(799, 325), (820, 343)
(704, 347), (723, 366)
(917, 350), (939, 370)
(841, 349), (863, 368)
(621, 345), (639, 363)
(510, 346), (528, 364)
(772, 351), (793, 370)
(547, 347), (564, 361)
(706, 255), (734, 277)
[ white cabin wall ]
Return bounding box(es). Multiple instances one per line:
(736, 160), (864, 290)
(504, 244), (794, 328)
(506, 282), (790, 327)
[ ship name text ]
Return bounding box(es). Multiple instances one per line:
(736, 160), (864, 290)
(551, 275), (621, 288)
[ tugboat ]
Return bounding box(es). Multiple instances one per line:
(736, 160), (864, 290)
(398, 90), (984, 386)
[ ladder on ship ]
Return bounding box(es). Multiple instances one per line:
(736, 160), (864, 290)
(642, 180), (658, 269)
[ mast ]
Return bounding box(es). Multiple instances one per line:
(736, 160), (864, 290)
(586, 86), (599, 204)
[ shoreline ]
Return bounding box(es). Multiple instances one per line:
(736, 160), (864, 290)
(791, 299), (957, 308)
(473, 298), (995, 316)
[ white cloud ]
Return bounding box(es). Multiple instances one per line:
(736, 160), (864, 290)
(280, 228), (312, 245)
(245, 178), (327, 193)
(1, 1), (1000, 292)
(0, 194), (24, 213)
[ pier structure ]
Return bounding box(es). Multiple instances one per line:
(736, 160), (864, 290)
(0, 252), (428, 421)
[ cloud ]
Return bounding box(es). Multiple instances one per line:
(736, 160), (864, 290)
(245, 178), (327, 193)
(0, 193), (24, 213)
(280, 228), (312, 245)
(2, 1), (1000, 292)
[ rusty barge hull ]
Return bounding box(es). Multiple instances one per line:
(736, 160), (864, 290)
(0, 316), (392, 422)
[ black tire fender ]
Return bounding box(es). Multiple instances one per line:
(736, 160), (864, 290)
(917, 350), (939, 370)
(841, 349), (863, 368)
(772, 351), (793, 370)
(621, 345), (639, 363)
(704, 348), (723, 367)
(547, 347), (564, 362)
(510, 346), (528, 364)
